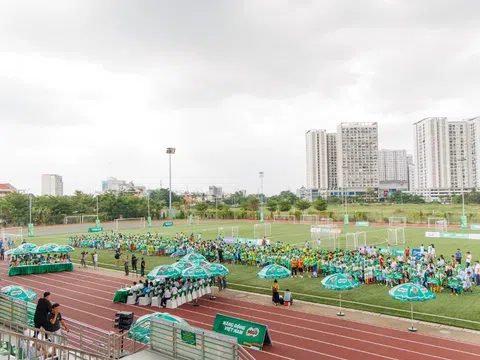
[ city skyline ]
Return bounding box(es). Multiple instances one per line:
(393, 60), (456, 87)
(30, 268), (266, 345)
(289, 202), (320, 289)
(2, 2), (480, 195)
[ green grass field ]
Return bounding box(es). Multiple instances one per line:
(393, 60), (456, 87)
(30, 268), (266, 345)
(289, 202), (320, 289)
(24, 221), (480, 330)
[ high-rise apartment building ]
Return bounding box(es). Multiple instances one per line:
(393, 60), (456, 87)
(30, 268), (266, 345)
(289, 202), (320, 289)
(413, 117), (480, 201)
(378, 150), (408, 182)
(305, 130), (329, 190)
(336, 122), (379, 193)
(326, 133), (337, 190)
(41, 174), (63, 196)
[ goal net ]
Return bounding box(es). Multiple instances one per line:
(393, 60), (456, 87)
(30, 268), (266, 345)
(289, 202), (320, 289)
(273, 215), (296, 224)
(254, 223), (272, 238)
(217, 227), (224, 239)
(428, 217), (447, 228)
(81, 215), (98, 224)
(0, 227), (23, 245)
(114, 218), (146, 231)
(319, 218), (334, 226)
(389, 217), (406, 227)
(345, 231), (366, 250)
(388, 228), (406, 245)
(232, 226), (239, 238)
(64, 216), (82, 225)
(311, 229), (339, 250)
(300, 215), (318, 224)
(435, 220), (448, 233)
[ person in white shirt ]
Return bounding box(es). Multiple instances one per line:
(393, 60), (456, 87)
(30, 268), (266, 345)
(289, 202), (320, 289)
(283, 289), (293, 305)
(93, 252), (98, 270)
(474, 260), (480, 286)
(161, 288), (172, 307)
(466, 252), (472, 268)
(420, 244), (425, 254)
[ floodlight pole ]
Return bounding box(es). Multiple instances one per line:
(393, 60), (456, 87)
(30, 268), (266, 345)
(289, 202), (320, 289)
(96, 195), (99, 220)
(166, 147), (176, 218)
(460, 157), (466, 217)
(147, 193), (151, 217)
(29, 193), (32, 224)
(259, 172), (264, 223)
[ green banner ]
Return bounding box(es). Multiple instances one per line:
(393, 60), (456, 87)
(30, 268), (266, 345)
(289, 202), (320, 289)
(163, 222), (174, 227)
(180, 330), (197, 346)
(343, 214), (349, 225)
(460, 216), (468, 230)
(88, 227), (104, 233)
(378, 247), (405, 256)
(27, 223), (34, 237)
(471, 224), (480, 230)
(212, 314), (272, 351)
(356, 221), (370, 227)
(147, 216), (152, 227)
(440, 232), (469, 239)
(95, 219), (101, 228)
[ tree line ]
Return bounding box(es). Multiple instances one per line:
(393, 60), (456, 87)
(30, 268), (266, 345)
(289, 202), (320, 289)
(0, 189), (329, 227)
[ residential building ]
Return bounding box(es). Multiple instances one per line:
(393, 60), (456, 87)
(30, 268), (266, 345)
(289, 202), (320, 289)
(305, 130), (328, 191)
(41, 174), (63, 196)
(378, 150), (408, 182)
(207, 186), (223, 201)
(296, 186), (308, 200)
(326, 133), (337, 190)
(336, 122), (379, 194)
(102, 177), (145, 196)
(413, 117), (480, 201)
(408, 163), (416, 191)
(0, 183), (16, 197)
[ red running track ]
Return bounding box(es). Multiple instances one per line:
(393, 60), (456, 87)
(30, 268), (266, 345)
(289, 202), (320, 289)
(1, 263), (480, 360)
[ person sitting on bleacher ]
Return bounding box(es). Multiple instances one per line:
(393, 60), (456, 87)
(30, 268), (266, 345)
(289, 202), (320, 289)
(161, 287), (172, 308)
(284, 289), (293, 305)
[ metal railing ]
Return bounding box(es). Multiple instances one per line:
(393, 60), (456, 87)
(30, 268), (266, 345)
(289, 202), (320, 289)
(149, 317), (256, 360)
(0, 326), (108, 360)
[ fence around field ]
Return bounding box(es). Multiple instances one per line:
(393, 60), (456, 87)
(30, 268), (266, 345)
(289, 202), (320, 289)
(149, 317), (255, 360)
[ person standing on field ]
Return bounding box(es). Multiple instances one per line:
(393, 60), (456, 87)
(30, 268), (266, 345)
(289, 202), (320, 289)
(140, 258), (146, 278)
(93, 251), (98, 270)
(124, 255), (129, 276)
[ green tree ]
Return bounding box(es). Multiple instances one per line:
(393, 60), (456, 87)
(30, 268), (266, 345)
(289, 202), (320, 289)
(278, 199), (292, 212)
(266, 199), (278, 213)
(295, 200), (311, 212)
(195, 202), (209, 218)
(247, 196), (260, 211)
(313, 199), (327, 211)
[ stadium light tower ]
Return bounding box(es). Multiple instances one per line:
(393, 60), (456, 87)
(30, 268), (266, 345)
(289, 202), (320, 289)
(166, 147), (176, 217)
(259, 172), (264, 223)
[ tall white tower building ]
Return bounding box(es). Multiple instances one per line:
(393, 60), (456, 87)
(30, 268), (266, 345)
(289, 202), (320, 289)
(378, 150), (408, 182)
(41, 174), (64, 196)
(305, 130), (329, 190)
(337, 122), (379, 193)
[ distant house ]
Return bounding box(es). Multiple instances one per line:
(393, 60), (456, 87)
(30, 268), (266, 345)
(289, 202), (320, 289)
(0, 183), (17, 197)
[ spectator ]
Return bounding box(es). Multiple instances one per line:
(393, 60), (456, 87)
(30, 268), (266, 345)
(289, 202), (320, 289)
(466, 252), (472, 268)
(34, 292), (52, 338)
(455, 249), (462, 264)
(464, 272), (473, 293)
(161, 287), (172, 308)
(0, 246), (4, 261)
(284, 289), (293, 305)
(48, 303), (69, 343)
(140, 258), (146, 278)
(114, 251), (120, 267)
(272, 279), (280, 306)
(474, 260), (480, 286)
(132, 255), (138, 275)
(218, 247), (224, 263)
(80, 251), (88, 268)
(124, 255), (129, 276)
(93, 252), (98, 270)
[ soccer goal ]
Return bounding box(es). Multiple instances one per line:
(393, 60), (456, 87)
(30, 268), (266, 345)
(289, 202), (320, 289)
(319, 218), (334, 226)
(435, 220), (448, 233)
(81, 215), (98, 224)
(428, 217), (447, 228)
(0, 227), (23, 244)
(311, 229), (339, 250)
(273, 215), (296, 224)
(64, 216), (82, 225)
(254, 223), (272, 238)
(301, 215), (318, 224)
(389, 216), (406, 227)
(217, 227), (225, 239)
(114, 217), (146, 231)
(388, 228), (406, 245)
(345, 231), (367, 250)
(232, 226), (239, 238)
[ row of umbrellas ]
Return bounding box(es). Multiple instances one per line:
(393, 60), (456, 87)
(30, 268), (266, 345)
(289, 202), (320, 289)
(257, 264), (436, 332)
(6, 243), (75, 256)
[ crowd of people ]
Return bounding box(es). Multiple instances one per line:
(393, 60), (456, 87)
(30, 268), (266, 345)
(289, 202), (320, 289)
(7, 253), (72, 267)
(68, 231), (480, 296)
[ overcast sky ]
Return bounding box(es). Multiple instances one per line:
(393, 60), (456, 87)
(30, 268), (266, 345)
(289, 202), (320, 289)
(1, 1), (479, 196)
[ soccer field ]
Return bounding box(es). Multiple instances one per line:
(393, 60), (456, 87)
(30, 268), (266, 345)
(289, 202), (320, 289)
(22, 220), (480, 330)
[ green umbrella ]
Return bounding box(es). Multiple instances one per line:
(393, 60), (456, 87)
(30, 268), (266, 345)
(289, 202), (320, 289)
(172, 261), (194, 271)
(1, 286), (38, 302)
(128, 312), (189, 344)
(181, 265), (212, 279)
(54, 245), (75, 253)
(321, 273), (360, 316)
(5, 248), (28, 256)
(146, 265), (181, 280)
(32, 244), (58, 254)
(257, 265), (290, 280)
(389, 283), (436, 332)
(18, 243), (38, 252)
(181, 253), (207, 263)
(202, 263), (229, 300)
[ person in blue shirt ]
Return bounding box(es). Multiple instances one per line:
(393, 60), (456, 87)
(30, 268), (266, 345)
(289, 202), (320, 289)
(455, 249), (462, 264)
